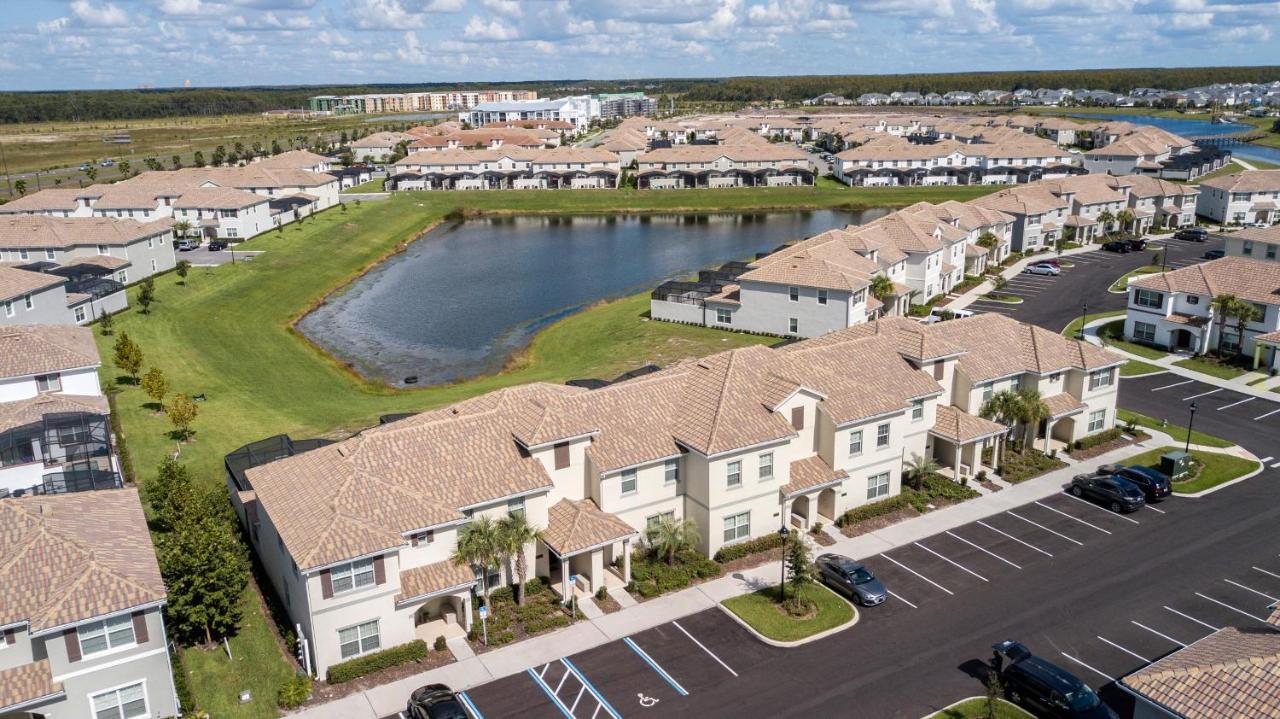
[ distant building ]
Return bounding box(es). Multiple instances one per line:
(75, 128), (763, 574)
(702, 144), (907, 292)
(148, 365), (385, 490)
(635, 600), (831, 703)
(462, 97), (601, 130)
(594, 93), (656, 120)
(1196, 170), (1280, 224)
(309, 89), (537, 114)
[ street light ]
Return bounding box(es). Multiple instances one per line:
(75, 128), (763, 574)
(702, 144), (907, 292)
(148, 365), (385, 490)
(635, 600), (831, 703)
(1077, 302), (1088, 340)
(777, 526), (791, 602)
(1185, 401), (1198, 453)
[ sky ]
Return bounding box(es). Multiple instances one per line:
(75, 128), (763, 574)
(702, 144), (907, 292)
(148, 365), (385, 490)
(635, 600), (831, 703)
(2, 0), (1278, 91)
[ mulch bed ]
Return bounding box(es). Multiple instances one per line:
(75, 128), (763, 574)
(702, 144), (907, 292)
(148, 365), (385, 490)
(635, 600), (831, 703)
(595, 595), (623, 614)
(718, 546), (785, 575)
(1067, 431), (1151, 461)
(978, 479), (1003, 493)
(810, 531), (836, 546)
(304, 649), (455, 706)
(839, 506), (922, 538)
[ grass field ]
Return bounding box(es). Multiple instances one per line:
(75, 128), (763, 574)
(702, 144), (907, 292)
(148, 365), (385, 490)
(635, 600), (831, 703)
(342, 177), (387, 193)
(1116, 409), (1233, 448)
(1123, 445), (1258, 494)
(1172, 356), (1249, 380)
(929, 698), (1034, 719)
(721, 583), (855, 642)
(1060, 310), (1126, 339)
(1120, 359), (1165, 376)
(1108, 265), (1163, 293)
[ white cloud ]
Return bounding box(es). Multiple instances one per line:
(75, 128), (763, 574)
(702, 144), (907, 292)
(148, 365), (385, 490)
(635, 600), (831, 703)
(70, 0), (130, 26)
(349, 0), (425, 29)
(396, 30), (428, 63)
(463, 15), (519, 39)
(422, 0), (466, 11)
(481, 0), (522, 16)
(37, 17), (70, 33)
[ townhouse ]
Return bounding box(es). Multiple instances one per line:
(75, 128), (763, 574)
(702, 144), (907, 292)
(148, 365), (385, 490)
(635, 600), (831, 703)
(832, 135), (1077, 187)
(408, 128), (552, 153)
(1196, 169), (1280, 225)
(1081, 125), (1228, 180)
(229, 313), (1121, 678)
(0, 489), (178, 719)
(389, 148), (621, 191)
(1223, 224), (1280, 262)
(350, 132), (417, 162)
(0, 324), (120, 497)
(1124, 257), (1280, 372)
(970, 184), (1071, 252)
(635, 145), (813, 189)
(462, 96), (600, 130)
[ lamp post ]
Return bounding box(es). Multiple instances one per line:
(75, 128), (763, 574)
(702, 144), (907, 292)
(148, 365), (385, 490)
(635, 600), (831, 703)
(777, 526), (790, 603)
(1185, 401), (1198, 453)
(1077, 302), (1088, 340)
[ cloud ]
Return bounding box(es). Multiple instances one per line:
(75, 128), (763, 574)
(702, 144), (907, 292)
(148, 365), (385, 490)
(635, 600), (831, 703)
(481, 0), (523, 16)
(396, 30), (428, 63)
(348, 0), (425, 29)
(463, 16), (519, 39)
(37, 17), (70, 33)
(70, 0), (130, 26)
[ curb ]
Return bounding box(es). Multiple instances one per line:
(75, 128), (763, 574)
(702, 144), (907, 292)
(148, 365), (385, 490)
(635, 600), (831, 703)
(716, 583), (860, 648)
(1172, 460), (1265, 498)
(919, 696), (1033, 719)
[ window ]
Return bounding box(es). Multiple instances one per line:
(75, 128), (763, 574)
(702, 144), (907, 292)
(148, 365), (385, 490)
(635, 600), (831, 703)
(1132, 321), (1156, 344)
(1243, 240), (1254, 256)
(716, 308), (732, 324)
(1187, 295), (1200, 305)
(816, 289), (828, 305)
(2, 301), (11, 318)
(664, 459), (679, 485)
(91, 682), (147, 719)
(788, 317), (799, 334)
(1268, 245), (1277, 261)
(933, 362), (944, 380)
(1049, 372), (1061, 383)
(22, 294), (32, 310)
(1087, 409), (1106, 433)
(759, 452), (773, 480)
(981, 383), (994, 403)
(619, 469), (637, 496)
(1088, 368), (1114, 391)
(723, 511), (750, 544)
(117, 271), (128, 284)
(1133, 288), (1163, 309)
(726, 460), (742, 488)
(646, 511), (675, 530)
(507, 497), (525, 518)
(226, 228), (239, 238)
(45, 248), (55, 260)
(330, 558), (376, 595)
(150, 259), (156, 272)
(79, 615), (136, 656)
(35, 373), (61, 393)
(910, 399), (924, 421)
(18, 249), (28, 260)
(338, 620), (380, 660)
(866, 472), (890, 500)
(97, 244), (109, 255)
(789, 286), (799, 302)
(220, 209), (238, 218)
(876, 423), (890, 448)
(849, 430), (863, 456)
(74, 306), (87, 323)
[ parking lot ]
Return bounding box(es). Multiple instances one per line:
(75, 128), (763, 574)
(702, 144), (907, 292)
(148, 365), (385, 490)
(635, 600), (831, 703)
(1119, 372), (1280, 457)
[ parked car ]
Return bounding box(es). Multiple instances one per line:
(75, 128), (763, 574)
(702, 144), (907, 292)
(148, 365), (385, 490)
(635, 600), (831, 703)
(176, 238), (201, 251)
(1101, 240), (1130, 253)
(1025, 262), (1061, 276)
(1248, 221), (1272, 229)
(1069, 473), (1146, 513)
(816, 553), (887, 606)
(78, 163), (92, 171)
(1203, 248), (1225, 260)
(1127, 238), (1147, 250)
(1175, 227), (1208, 242)
(993, 640), (1116, 719)
(207, 239), (228, 251)
(405, 684), (469, 719)
(99, 159), (115, 167)
(1097, 464), (1172, 501)
(925, 307), (976, 324)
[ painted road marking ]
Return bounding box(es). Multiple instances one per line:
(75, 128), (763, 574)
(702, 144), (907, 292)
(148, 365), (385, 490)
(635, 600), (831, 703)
(881, 554), (954, 595)
(562, 658), (623, 719)
(1132, 621), (1187, 648)
(914, 541), (989, 582)
(458, 692), (485, 719)
(1226, 579), (1280, 603)
(672, 621), (737, 677)
(946, 531), (1022, 569)
(1195, 592), (1271, 624)
(1271, 462), (1280, 469)
(1183, 388), (1221, 401)
(1007, 511), (1085, 546)
(1165, 605), (1220, 632)
(623, 637), (688, 697)
(1097, 636), (1150, 663)
(1253, 407), (1280, 421)
(1261, 456), (1275, 463)
(1035, 500), (1111, 534)
(1060, 653), (1117, 683)
(1144, 504), (1167, 515)
(1061, 492), (1141, 524)
(1218, 397), (1255, 411)
(976, 520), (1053, 557)
(887, 590), (918, 609)
(1253, 566), (1280, 581)
(527, 667), (576, 719)
(570, 685), (586, 714)
(1153, 380), (1194, 391)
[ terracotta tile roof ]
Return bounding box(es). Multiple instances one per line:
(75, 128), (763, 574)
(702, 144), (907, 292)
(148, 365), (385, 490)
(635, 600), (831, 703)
(256, 150), (331, 170)
(0, 393), (108, 434)
(1122, 626), (1280, 719)
(1256, 330), (1280, 345)
(737, 232), (878, 293)
(672, 345), (798, 455)
(931, 404), (1007, 443)
(783, 455), (848, 496)
(64, 292), (92, 307)
(0, 659), (63, 713)
(172, 186), (269, 210)
(62, 254), (131, 270)
(637, 144), (809, 165)
(396, 560), (476, 604)
(1198, 169), (1280, 193)
(0, 489), (166, 631)
(0, 265), (64, 302)
(0, 188), (86, 212)
(543, 498), (637, 556)
(1043, 392), (1087, 418)
(1130, 257), (1280, 307)
(350, 131), (416, 149)
(914, 314), (1123, 382)
(1231, 225), (1280, 247)
(0, 325), (99, 378)
(0, 216), (173, 250)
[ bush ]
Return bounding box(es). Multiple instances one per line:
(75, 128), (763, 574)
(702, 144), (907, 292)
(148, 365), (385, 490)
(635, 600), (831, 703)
(434, 635), (447, 652)
(835, 492), (928, 527)
(525, 577), (547, 596)
(713, 533), (784, 563)
(810, 521), (824, 534)
(325, 640), (428, 684)
(920, 473), (980, 501)
(276, 673), (312, 709)
(524, 614), (571, 635)
(490, 630), (516, 646)
(1073, 427), (1125, 452)
(596, 586), (609, 601)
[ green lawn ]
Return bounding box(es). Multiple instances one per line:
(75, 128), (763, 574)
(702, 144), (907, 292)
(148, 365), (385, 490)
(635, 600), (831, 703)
(1060, 310), (1126, 339)
(1122, 446), (1259, 494)
(980, 293), (1022, 304)
(1108, 265), (1164, 293)
(1094, 319), (1170, 360)
(1192, 161), (1247, 183)
(1172, 356), (1249, 380)
(722, 583), (855, 642)
(1120, 360), (1165, 376)
(341, 177), (386, 193)
(1116, 409), (1233, 448)
(929, 698), (1034, 719)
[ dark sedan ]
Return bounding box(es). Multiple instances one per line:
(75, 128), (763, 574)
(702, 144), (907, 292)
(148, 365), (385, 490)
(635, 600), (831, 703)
(1101, 240), (1130, 253)
(406, 684), (469, 719)
(1098, 464), (1172, 501)
(1070, 474), (1146, 513)
(1175, 227), (1208, 242)
(816, 553), (887, 606)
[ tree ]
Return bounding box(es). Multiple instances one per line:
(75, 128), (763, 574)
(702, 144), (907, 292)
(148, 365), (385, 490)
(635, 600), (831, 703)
(158, 482), (250, 645)
(146, 459), (194, 532)
(869, 274), (895, 302)
(118, 160), (131, 177)
(1014, 387), (1050, 451)
(113, 332), (143, 382)
(1096, 210), (1115, 238)
(992, 274), (1009, 293)
(85, 166), (98, 183)
(172, 220), (191, 239)
(975, 231), (998, 250)
(1212, 293), (1260, 357)
(271, 139), (283, 155)
(453, 517), (500, 608)
(98, 310), (114, 336)
(644, 516), (699, 566)
(13, 179), (25, 196)
(1116, 208), (1135, 235)
(136, 277), (156, 314)
(902, 453), (940, 491)
(985, 669), (1004, 719)
(171, 154), (182, 170)
(192, 151), (205, 168)
(175, 259), (191, 285)
(166, 393), (199, 441)
(141, 367), (169, 408)
(782, 531), (814, 612)
(497, 513), (541, 606)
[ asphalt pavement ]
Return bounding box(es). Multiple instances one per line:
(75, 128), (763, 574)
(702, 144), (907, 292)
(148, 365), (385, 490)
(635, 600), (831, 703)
(1117, 372), (1280, 457)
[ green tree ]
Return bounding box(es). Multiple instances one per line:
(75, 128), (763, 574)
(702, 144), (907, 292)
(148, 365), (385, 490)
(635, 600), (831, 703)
(453, 517), (500, 609)
(1014, 387), (1050, 452)
(13, 179), (25, 196)
(172, 220), (191, 239)
(902, 453), (940, 491)
(118, 159), (131, 177)
(976, 231), (998, 250)
(85, 166), (98, 183)
(644, 516), (699, 566)
(1211, 293), (1261, 357)
(986, 670), (1004, 719)
(497, 513), (541, 605)
(141, 366), (169, 408)
(175, 259), (191, 285)
(165, 393), (199, 440)
(782, 531), (814, 611)
(192, 151), (205, 168)
(869, 274), (895, 303)
(1116, 208), (1135, 235)
(136, 277), (156, 314)
(1096, 210), (1115, 238)
(146, 459), (194, 532)
(158, 482), (250, 645)
(171, 154), (182, 170)
(113, 332), (143, 381)
(98, 310), (114, 336)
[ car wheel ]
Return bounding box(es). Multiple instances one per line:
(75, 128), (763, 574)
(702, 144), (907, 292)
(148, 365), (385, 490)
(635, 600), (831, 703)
(1008, 689), (1022, 706)
(1071, 485), (1084, 497)
(1110, 501), (1122, 513)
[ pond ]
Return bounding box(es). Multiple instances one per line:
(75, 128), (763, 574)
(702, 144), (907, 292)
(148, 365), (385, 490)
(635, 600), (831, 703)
(298, 209), (891, 386)
(1067, 112), (1280, 165)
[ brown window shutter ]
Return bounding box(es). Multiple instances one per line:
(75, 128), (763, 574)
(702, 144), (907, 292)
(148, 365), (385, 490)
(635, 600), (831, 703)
(426, 530), (434, 544)
(64, 628), (81, 663)
(3, 629), (14, 645)
(933, 362), (945, 380)
(373, 556), (386, 585)
(553, 442), (569, 470)
(131, 612), (149, 644)
(320, 570), (333, 599)
(411, 534), (419, 547)
(791, 406), (804, 430)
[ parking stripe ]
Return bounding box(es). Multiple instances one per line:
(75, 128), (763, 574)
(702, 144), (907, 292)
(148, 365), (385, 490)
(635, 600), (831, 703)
(1007, 511), (1085, 546)
(1218, 397), (1255, 411)
(458, 692), (486, 719)
(623, 637), (689, 697)
(1165, 605), (1220, 632)
(881, 554), (954, 595)
(1183, 388), (1221, 401)
(1060, 653), (1118, 683)
(527, 668), (576, 719)
(1061, 492), (1141, 525)
(1261, 456), (1275, 464)
(1035, 500), (1111, 534)
(1153, 380), (1195, 391)
(1253, 566), (1280, 581)
(672, 621), (737, 677)
(1097, 636), (1150, 663)
(1144, 504), (1168, 515)
(976, 520), (1053, 557)
(1195, 592), (1272, 624)
(887, 589), (918, 609)
(561, 658), (623, 719)
(569, 685), (586, 714)
(1254, 407), (1280, 420)
(1225, 579), (1280, 603)
(1271, 462), (1280, 469)
(946, 531), (1022, 569)
(1132, 621), (1188, 647)
(913, 542), (989, 582)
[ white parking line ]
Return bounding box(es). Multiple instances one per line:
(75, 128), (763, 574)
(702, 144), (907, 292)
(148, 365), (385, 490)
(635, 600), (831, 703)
(1007, 510), (1085, 546)
(1097, 635), (1150, 663)
(1253, 566), (1280, 581)
(1261, 456), (1275, 464)
(946, 531), (1022, 569)
(1271, 462), (1280, 469)
(914, 542), (989, 582)
(1144, 504), (1168, 515)
(1195, 592), (1272, 624)
(1035, 500), (1112, 534)
(976, 520), (1053, 557)
(1165, 605), (1220, 632)
(1218, 397), (1255, 411)
(887, 589), (918, 609)
(672, 621), (737, 677)
(1060, 492), (1141, 524)
(1153, 380), (1195, 391)
(881, 553), (955, 595)
(1224, 579), (1279, 603)
(569, 685), (586, 714)
(1060, 653), (1118, 683)
(1183, 388), (1221, 401)
(1253, 407), (1280, 420)
(1132, 620), (1188, 647)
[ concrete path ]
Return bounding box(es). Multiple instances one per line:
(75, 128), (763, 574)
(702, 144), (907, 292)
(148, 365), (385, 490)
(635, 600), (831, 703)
(445, 637), (474, 661)
(575, 595), (604, 619)
(1234, 158), (1259, 171)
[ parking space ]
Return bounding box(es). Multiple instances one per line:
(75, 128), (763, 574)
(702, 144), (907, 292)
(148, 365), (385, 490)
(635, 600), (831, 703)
(1121, 373), (1280, 457)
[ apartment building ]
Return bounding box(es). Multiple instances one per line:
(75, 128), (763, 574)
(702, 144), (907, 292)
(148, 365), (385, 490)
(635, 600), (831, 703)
(309, 90), (537, 115)
(389, 148), (621, 191)
(350, 132), (417, 162)
(1125, 257), (1280, 372)
(407, 128), (551, 153)
(229, 313), (1121, 677)
(971, 184), (1072, 252)
(635, 145), (813, 189)
(1196, 169), (1280, 225)
(832, 135), (1076, 187)
(1081, 125), (1227, 180)
(0, 489), (178, 719)
(463, 96), (600, 130)
(1223, 224), (1280, 262)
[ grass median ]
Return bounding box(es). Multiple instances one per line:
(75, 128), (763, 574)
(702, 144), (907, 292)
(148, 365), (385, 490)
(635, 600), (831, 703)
(1116, 409), (1233, 448)
(722, 583), (855, 643)
(929, 698), (1034, 719)
(1123, 445), (1258, 494)
(1120, 359), (1165, 376)
(1060, 310), (1126, 339)
(1172, 356), (1249, 380)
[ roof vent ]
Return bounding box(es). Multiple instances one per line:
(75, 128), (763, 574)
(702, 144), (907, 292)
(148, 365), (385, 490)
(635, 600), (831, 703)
(336, 445), (349, 458)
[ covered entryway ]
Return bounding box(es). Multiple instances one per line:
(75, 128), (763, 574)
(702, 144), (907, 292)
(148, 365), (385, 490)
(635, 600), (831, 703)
(1041, 393), (1089, 452)
(783, 455), (848, 530)
(929, 405), (1007, 482)
(540, 498), (637, 604)
(395, 560), (476, 643)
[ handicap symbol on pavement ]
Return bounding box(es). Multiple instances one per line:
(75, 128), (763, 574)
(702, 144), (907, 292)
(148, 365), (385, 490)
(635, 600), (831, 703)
(637, 693), (659, 708)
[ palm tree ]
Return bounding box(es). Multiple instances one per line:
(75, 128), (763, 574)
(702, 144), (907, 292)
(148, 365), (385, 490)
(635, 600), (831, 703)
(1115, 209), (1135, 236)
(13, 179), (26, 196)
(496, 513), (541, 606)
(172, 220), (191, 239)
(452, 516), (500, 608)
(869, 274), (895, 302)
(644, 516), (699, 566)
(1211, 293), (1260, 358)
(902, 453), (940, 490)
(975, 231), (998, 250)
(1014, 388), (1051, 452)
(1096, 210), (1115, 239)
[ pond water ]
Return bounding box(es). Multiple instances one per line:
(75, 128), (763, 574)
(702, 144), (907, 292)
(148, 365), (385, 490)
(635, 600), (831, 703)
(1067, 112), (1280, 165)
(298, 209), (891, 386)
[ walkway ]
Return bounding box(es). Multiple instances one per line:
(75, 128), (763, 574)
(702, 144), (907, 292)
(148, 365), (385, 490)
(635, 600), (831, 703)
(289, 430), (1233, 719)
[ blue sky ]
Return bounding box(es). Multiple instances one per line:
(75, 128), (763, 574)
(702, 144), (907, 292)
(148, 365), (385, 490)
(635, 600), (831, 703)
(3, 0), (1278, 91)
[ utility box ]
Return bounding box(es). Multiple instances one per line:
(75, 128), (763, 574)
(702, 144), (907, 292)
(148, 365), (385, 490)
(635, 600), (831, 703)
(1161, 451), (1193, 480)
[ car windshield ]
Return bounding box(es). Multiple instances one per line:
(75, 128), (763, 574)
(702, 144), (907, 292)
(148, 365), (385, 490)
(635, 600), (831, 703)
(1066, 686), (1101, 710)
(427, 700), (468, 719)
(844, 566), (875, 584)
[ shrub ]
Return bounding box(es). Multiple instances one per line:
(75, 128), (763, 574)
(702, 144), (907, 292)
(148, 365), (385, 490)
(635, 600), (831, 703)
(835, 492), (929, 527)
(1073, 427), (1125, 452)
(525, 577), (547, 595)
(276, 673), (312, 709)
(976, 470), (988, 482)
(434, 635), (447, 652)
(596, 586), (609, 601)
(713, 533), (785, 563)
(325, 640), (428, 684)
(490, 630), (516, 646)
(920, 473), (980, 501)
(524, 614), (571, 635)
(810, 521), (825, 534)
(488, 585), (514, 603)
(636, 583), (660, 599)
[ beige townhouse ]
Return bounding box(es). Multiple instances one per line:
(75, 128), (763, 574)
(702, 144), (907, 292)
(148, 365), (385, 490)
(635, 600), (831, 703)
(635, 145), (813, 189)
(391, 148), (621, 191)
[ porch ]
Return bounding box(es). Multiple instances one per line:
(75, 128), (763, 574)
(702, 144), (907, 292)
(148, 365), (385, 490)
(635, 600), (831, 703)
(539, 498), (638, 604)
(782, 455), (847, 531)
(928, 405), (1008, 482)
(1042, 393), (1089, 452)
(396, 560), (477, 643)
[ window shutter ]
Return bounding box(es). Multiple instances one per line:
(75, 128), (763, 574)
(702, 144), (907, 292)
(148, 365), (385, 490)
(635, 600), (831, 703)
(64, 628), (81, 663)
(320, 570), (333, 599)
(553, 442), (570, 470)
(373, 556), (386, 585)
(132, 612), (149, 644)
(3, 629), (14, 645)
(411, 534), (419, 547)
(933, 362), (945, 380)
(791, 406), (804, 430)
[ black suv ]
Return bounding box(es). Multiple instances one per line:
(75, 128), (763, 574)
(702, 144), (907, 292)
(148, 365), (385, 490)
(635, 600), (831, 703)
(1097, 464), (1171, 502)
(1069, 474), (1146, 513)
(1175, 227), (1208, 242)
(993, 640), (1116, 719)
(207, 239), (229, 251)
(1101, 240), (1130, 253)
(405, 684), (469, 719)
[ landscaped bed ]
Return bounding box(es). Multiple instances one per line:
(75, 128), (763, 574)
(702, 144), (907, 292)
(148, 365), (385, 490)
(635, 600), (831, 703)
(1122, 446), (1259, 494)
(467, 579), (575, 652)
(835, 474), (980, 537)
(1115, 409), (1234, 448)
(721, 583), (854, 643)
(1172, 355), (1250, 380)
(928, 697), (1034, 719)
(1067, 426), (1151, 461)
(307, 639), (454, 706)
(627, 549), (723, 600)
(996, 449), (1067, 483)
(1096, 320), (1169, 360)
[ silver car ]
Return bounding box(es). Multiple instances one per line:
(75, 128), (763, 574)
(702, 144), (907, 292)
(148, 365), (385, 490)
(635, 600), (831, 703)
(1024, 262), (1061, 276)
(816, 553), (887, 606)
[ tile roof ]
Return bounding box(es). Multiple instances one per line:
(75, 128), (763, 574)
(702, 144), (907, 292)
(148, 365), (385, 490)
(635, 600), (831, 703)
(1198, 169), (1280, 193)
(783, 455), (848, 496)
(0, 265), (64, 302)
(172, 186), (270, 210)
(0, 325), (100, 378)
(930, 404), (1007, 443)
(912, 314), (1124, 382)
(1130, 257), (1280, 307)
(396, 560), (475, 604)
(1230, 225), (1280, 246)
(0, 659), (63, 713)
(638, 144), (809, 164)
(1122, 626), (1280, 719)
(0, 216), (173, 250)
(0, 489), (166, 631)
(1043, 392), (1087, 418)
(0, 393), (108, 434)
(543, 498), (637, 556)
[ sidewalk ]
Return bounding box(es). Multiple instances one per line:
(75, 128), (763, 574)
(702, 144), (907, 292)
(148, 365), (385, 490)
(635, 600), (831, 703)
(290, 431), (1214, 719)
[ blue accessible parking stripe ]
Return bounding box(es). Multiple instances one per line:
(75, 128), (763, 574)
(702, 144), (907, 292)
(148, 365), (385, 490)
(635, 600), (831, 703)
(457, 691), (485, 719)
(561, 657), (624, 719)
(526, 667), (575, 719)
(622, 637), (688, 696)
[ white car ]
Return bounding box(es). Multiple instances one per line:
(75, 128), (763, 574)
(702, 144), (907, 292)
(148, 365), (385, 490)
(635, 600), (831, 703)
(1024, 262), (1061, 276)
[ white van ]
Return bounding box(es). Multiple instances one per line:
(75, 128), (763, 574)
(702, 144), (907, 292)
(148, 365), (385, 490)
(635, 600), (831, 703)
(924, 307), (976, 324)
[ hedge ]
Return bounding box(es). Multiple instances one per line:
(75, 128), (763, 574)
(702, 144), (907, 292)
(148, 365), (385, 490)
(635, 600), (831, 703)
(1073, 427), (1125, 451)
(713, 533), (784, 563)
(834, 492), (928, 527)
(919, 474), (980, 501)
(325, 640), (428, 684)
(276, 673), (312, 709)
